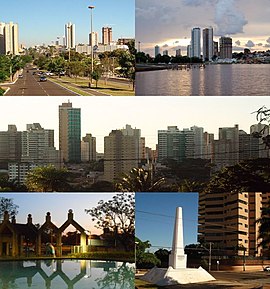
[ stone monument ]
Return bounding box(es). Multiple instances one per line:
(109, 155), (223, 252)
(141, 207), (215, 286)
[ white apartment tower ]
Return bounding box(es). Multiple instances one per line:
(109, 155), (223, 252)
(65, 22), (75, 49)
(0, 21), (19, 55)
(191, 27), (201, 58)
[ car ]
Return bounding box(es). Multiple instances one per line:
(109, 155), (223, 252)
(40, 76), (47, 82)
(264, 266), (270, 272)
(18, 74), (23, 78)
(32, 71), (36, 75)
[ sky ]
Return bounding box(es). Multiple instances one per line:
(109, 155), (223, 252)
(0, 96), (268, 152)
(136, 0), (270, 56)
(1, 0), (134, 47)
(136, 193), (199, 250)
(0, 192), (117, 234)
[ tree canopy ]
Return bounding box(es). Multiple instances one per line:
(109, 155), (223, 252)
(0, 197), (19, 221)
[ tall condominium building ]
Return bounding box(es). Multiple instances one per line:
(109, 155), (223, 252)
(187, 45), (192, 58)
(213, 41), (219, 58)
(203, 27), (213, 61)
(158, 126), (185, 163)
(89, 32), (98, 46)
(176, 49), (181, 57)
(104, 125), (143, 182)
(0, 21), (19, 55)
(0, 125), (21, 167)
(163, 50), (168, 56)
(191, 27), (201, 58)
(154, 45), (160, 57)
(81, 133), (96, 162)
(219, 37), (232, 59)
(199, 191), (270, 257)
(65, 22), (76, 49)
(59, 102), (81, 163)
(250, 123), (270, 158)
(102, 27), (112, 45)
(212, 125), (239, 170)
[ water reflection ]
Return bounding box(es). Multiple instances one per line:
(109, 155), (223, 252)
(0, 260), (134, 289)
(136, 64), (270, 96)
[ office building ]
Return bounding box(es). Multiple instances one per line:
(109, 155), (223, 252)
(59, 102), (81, 163)
(102, 27), (112, 45)
(0, 21), (19, 55)
(154, 45), (160, 57)
(199, 191), (270, 257)
(89, 32), (98, 46)
(203, 27), (213, 61)
(104, 125), (143, 182)
(187, 45), (192, 58)
(250, 124), (269, 158)
(163, 50), (169, 56)
(65, 22), (75, 49)
(213, 41), (219, 58)
(219, 37), (232, 59)
(191, 27), (201, 58)
(176, 49), (181, 57)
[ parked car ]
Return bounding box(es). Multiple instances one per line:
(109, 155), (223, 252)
(264, 266), (270, 272)
(18, 74), (23, 78)
(40, 76), (47, 82)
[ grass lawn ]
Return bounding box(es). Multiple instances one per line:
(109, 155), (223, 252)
(50, 76), (135, 96)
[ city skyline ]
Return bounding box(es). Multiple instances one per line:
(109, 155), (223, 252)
(0, 193), (116, 235)
(1, 0), (134, 47)
(0, 96), (268, 152)
(136, 0), (270, 56)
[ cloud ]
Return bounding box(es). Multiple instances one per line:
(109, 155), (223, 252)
(264, 44), (270, 48)
(235, 40), (241, 46)
(183, 0), (206, 6)
(245, 40), (255, 47)
(163, 44), (169, 48)
(214, 0), (248, 36)
(257, 43), (263, 46)
(266, 37), (270, 44)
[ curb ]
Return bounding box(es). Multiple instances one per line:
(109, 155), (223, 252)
(3, 87), (10, 95)
(47, 78), (81, 96)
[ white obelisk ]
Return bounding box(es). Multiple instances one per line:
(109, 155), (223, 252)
(168, 207), (187, 269)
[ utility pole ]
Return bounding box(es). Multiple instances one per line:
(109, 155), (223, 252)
(209, 242), (213, 272)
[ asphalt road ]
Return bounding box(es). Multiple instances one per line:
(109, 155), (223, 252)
(4, 68), (78, 96)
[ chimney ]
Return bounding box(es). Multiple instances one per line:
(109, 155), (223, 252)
(46, 212), (51, 222)
(4, 211), (9, 221)
(27, 214), (32, 224)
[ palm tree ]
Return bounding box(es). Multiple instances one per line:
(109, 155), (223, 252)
(115, 168), (165, 192)
(25, 165), (70, 192)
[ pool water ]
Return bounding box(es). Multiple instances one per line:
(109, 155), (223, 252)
(0, 259), (135, 289)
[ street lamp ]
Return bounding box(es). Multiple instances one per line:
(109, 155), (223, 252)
(88, 5), (95, 82)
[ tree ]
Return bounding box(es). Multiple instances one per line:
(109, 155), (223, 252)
(204, 158), (270, 193)
(91, 68), (102, 88)
(25, 165), (70, 192)
(85, 193), (134, 251)
(0, 174), (26, 192)
(115, 168), (166, 192)
(135, 237), (161, 269)
(154, 248), (170, 268)
(256, 200), (270, 255)
(0, 197), (19, 221)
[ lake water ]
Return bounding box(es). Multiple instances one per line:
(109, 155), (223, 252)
(0, 259), (134, 289)
(136, 64), (270, 96)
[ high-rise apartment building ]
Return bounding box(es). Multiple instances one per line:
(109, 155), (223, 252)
(213, 41), (219, 58)
(89, 32), (98, 46)
(59, 102), (81, 163)
(81, 133), (96, 162)
(219, 37), (232, 59)
(199, 191), (270, 257)
(0, 21), (19, 55)
(250, 124), (270, 158)
(176, 49), (181, 57)
(0, 125), (21, 167)
(102, 27), (112, 45)
(104, 125), (143, 182)
(65, 22), (76, 49)
(191, 27), (201, 58)
(154, 45), (160, 57)
(203, 27), (213, 61)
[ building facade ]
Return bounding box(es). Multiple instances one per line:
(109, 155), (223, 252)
(191, 27), (201, 58)
(203, 27), (213, 61)
(102, 27), (112, 45)
(0, 21), (19, 55)
(219, 37), (232, 59)
(65, 22), (75, 49)
(59, 102), (81, 163)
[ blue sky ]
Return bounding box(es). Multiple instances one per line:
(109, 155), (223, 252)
(1, 0), (134, 47)
(136, 193), (199, 252)
(0, 193), (117, 234)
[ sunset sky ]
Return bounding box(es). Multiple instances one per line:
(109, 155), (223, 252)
(136, 0), (270, 56)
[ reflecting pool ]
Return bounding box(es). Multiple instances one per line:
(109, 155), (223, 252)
(0, 259), (135, 289)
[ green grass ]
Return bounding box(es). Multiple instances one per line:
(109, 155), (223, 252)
(0, 87), (6, 95)
(135, 279), (161, 289)
(50, 76), (135, 96)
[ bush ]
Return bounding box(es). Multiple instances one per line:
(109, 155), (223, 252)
(0, 87), (5, 96)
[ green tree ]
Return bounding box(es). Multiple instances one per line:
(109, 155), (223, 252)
(135, 237), (161, 269)
(47, 56), (66, 76)
(0, 197), (19, 221)
(91, 68), (102, 88)
(85, 193), (134, 251)
(115, 168), (165, 192)
(0, 174), (26, 192)
(25, 165), (70, 192)
(154, 248), (170, 268)
(0, 55), (11, 81)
